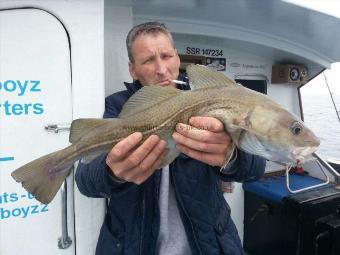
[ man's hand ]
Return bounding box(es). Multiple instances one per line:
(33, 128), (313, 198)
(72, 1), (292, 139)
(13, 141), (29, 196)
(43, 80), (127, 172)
(172, 116), (232, 167)
(106, 132), (167, 184)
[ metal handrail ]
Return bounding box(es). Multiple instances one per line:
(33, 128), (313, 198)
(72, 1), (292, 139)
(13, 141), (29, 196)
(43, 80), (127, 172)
(285, 152), (340, 194)
(43, 122), (72, 249)
(58, 177), (72, 249)
(313, 152), (340, 183)
(285, 161), (330, 194)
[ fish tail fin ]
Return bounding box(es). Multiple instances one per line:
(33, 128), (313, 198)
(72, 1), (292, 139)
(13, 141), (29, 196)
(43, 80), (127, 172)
(11, 149), (74, 204)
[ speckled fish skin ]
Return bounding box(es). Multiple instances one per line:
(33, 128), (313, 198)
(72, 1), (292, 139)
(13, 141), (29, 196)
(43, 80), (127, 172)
(11, 64), (320, 204)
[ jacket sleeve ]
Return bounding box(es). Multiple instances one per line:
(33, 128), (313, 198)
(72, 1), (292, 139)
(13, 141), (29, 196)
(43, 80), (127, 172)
(75, 92), (133, 198)
(216, 149), (266, 182)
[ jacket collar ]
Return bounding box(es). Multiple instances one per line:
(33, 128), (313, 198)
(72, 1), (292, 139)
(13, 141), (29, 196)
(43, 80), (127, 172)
(123, 80), (143, 95)
(123, 73), (190, 96)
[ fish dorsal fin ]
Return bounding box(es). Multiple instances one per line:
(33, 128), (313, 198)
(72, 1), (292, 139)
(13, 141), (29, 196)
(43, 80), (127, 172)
(69, 118), (112, 143)
(186, 64), (236, 89)
(119, 85), (181, 118)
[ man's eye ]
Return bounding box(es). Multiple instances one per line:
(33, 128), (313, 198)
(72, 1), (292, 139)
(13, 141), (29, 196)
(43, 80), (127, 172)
(162, 54), (173, 60)
(142, 58), (152, 64)
(141, 56), (155, 64)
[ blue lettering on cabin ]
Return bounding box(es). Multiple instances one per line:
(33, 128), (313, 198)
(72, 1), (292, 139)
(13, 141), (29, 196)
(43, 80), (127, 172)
(0, 192), (49, 220)
(0, 80), (44, 116)
(0, 157), (14, 162)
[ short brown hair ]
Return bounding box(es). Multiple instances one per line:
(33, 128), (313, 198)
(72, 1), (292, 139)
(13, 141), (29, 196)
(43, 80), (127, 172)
(126, 21), (175, 62)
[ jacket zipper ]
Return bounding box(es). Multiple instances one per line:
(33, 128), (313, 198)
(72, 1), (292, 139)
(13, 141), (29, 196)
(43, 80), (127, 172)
(154, 171), (161, 255)
(170, 166), (203, 255)
(139, 191), (145, 255)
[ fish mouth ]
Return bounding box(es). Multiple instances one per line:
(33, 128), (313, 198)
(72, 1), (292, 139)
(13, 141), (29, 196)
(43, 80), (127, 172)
(291, 146), (319, 164)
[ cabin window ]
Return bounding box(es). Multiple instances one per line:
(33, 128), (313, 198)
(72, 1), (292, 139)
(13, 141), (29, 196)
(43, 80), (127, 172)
(235, 79), (267, 94)
(177, 53), (268, 95)
(178, 54), (206, 74)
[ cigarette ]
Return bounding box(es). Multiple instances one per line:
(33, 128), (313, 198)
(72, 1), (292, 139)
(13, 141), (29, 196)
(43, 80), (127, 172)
(172, 80), (188, 85)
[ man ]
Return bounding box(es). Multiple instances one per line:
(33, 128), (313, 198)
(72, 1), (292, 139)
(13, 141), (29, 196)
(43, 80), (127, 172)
(75, 21), (266, 255)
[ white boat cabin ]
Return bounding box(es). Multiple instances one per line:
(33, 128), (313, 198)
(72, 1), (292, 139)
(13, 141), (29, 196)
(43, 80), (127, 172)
(0, 0), (339, 254)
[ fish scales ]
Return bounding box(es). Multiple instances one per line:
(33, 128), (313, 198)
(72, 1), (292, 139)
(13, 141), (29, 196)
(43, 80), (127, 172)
(72, 89), (235, 155)
(56, 86), (284, 169)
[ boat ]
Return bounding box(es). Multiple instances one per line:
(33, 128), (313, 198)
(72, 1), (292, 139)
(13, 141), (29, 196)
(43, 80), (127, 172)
(0, 0), (339, 254)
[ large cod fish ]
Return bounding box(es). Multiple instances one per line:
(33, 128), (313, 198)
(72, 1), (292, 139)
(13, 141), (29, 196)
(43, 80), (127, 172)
(11, 65), (320, 204)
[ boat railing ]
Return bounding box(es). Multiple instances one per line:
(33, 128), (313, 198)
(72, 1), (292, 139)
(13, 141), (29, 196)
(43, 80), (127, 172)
(285, 152), (340, 193)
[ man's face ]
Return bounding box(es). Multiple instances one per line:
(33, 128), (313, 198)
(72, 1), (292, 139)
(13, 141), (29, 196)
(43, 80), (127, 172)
(129, 32), (180, 87)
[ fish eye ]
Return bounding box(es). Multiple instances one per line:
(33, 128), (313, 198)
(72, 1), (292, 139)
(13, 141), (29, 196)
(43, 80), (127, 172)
(290, 121), (303, 135)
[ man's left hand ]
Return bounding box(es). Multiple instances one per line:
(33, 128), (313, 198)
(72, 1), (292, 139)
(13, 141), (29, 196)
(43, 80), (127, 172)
(172, 116), (232, 167)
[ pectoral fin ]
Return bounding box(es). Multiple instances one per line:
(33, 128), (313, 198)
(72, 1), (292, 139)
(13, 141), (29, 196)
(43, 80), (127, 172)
(238, 131), (271, 159)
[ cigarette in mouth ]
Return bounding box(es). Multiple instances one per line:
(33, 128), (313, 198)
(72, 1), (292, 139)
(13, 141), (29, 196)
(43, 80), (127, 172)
(172, 80), (188, 85)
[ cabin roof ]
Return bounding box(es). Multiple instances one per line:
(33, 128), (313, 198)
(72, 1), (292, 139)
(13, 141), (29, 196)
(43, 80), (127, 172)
(113, 0), (340, 74)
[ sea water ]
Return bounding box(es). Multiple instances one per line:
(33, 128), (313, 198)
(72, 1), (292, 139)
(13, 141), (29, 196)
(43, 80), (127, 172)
(301, 93), (340, 160)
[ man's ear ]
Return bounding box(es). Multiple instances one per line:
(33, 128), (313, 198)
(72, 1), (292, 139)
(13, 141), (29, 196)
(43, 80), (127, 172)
(174, 49), (180, 68)
(129, 62), (138, 80)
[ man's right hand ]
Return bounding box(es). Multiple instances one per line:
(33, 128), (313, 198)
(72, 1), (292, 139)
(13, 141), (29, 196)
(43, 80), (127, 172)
(106, 132), (167, 184)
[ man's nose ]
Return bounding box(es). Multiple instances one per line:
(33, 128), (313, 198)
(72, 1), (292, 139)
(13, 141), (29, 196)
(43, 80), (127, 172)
(155, 58), (167, 75)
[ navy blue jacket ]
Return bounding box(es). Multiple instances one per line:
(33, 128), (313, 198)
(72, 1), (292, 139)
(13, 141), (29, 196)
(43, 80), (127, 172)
(75, 79), (266, 255)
